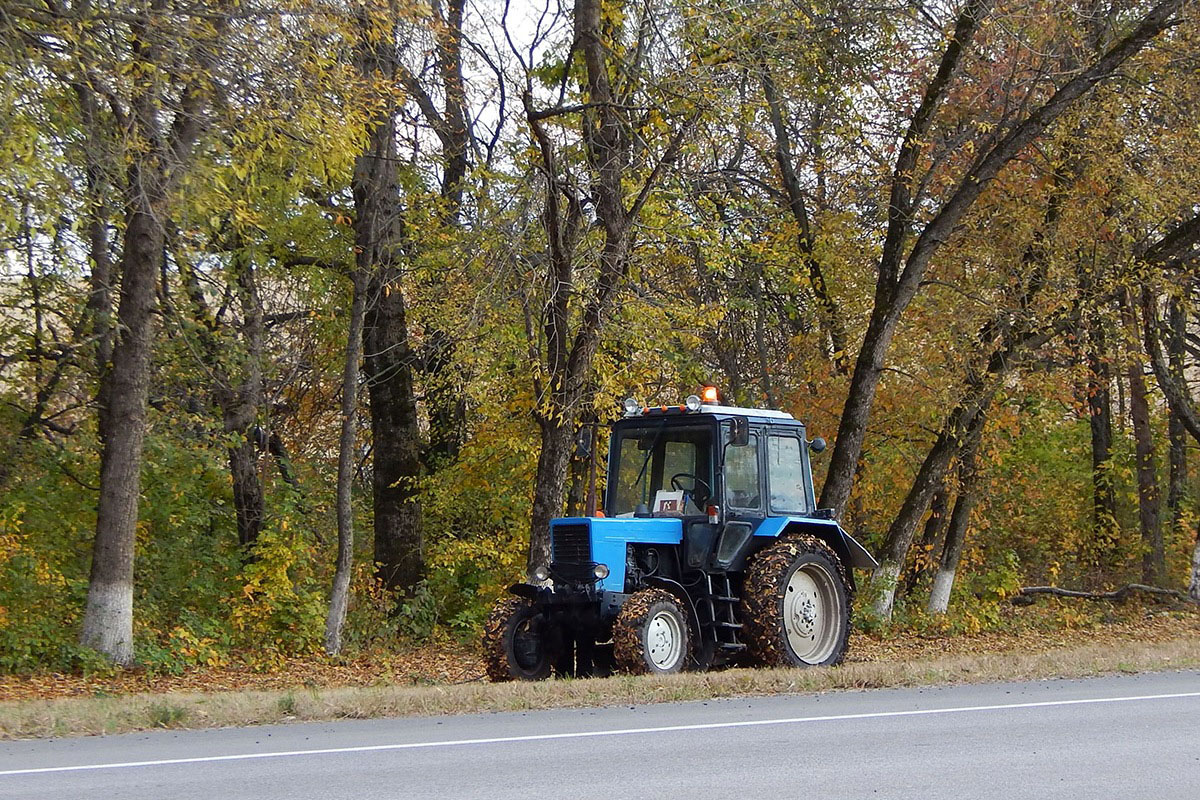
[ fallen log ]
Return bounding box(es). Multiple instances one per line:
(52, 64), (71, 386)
(1013, 583), (1195, 605)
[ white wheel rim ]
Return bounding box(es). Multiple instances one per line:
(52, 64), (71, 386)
(784, 562), (840, 663)
(646, 609), (684, 670)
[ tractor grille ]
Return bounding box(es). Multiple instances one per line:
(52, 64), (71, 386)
(551, 524), (591, 564)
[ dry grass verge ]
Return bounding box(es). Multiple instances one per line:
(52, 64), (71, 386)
(3, 630), (1198, 740)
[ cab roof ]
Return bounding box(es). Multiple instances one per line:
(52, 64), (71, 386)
(621, 404), (804, 426)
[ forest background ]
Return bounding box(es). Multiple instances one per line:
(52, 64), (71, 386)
(1, 0), (1198, 675)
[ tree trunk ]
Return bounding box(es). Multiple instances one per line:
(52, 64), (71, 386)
(325, 269), (368, 655)
(179, 242), (266, 550)
(1134, 222), (1200, 600)
(268, 431), (301, 492)
(1167, 298), (1188, 534)
(565, 428), (588, 518)
(1122, 290), (1164, 585)
(416, 0), (470, 469)
(353, 12), (425, 598)
(77, 85), (116, 376)
(1085, 319), (1118, 559)
(820, 311), (900, 517)
(871, 401), (985, 618)
(1168, 409), (1187, 524)
(222, 250), (266, 549)
(364, 276), (425, 595)
(80, 195), (163, 666)
(928, 440), (982, 614)
(529, 420), (576, 570)
(903, 484), (948, 596)
(76, 0), (224, 663)
(228, 440), (264, 548)
(1126, 354), (1164, 586)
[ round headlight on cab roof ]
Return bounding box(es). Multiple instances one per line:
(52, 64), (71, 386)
(623, 397), (640, 415)
(685, 394), (702, 412)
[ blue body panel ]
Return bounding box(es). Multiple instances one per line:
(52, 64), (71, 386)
(551, 517), (682, 592)
(751, 515), (878, 569)
(752, 515), (838, 538)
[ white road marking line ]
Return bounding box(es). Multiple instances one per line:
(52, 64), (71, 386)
(3, 689), (1199, 777)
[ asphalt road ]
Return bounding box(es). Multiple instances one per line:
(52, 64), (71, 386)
(2, 670), (1198, 799)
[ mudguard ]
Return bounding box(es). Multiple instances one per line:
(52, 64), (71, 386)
(506, 582), (541, 601)
(752, 516), (878, 591)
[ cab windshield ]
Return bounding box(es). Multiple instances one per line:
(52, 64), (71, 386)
(608, 423), (714, 516)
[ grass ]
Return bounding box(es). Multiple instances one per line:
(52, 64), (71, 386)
(2, 633), (1198, 740)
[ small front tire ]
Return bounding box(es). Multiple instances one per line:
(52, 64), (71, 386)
(482, 596), (552, 681)
(613, 588), (691, 674)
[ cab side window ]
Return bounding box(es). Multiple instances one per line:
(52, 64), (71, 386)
(724, 434), (760, 510)
(767, 434), (808, 513)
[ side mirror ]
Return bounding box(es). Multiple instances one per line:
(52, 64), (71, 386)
(809, 436), (826, 454)
(728, 416), (749, 447)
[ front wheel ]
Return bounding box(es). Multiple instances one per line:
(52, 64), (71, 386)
(482, 596), (551, 681)
(742, 535), (851, 667)
(613, 588), (691, 674)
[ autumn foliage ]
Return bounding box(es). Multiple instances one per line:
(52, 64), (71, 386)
(1, 0), (1198, 674)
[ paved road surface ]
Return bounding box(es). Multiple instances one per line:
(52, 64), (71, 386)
(2, 670), (1198, 799)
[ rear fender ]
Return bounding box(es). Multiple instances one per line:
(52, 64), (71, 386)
(753, 518), (878, 592)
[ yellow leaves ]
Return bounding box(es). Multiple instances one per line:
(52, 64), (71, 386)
(167, 625), (228, 669)
(0, 508), (22, 565)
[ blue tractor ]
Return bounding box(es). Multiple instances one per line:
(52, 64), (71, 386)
(483, 390), (878, 680)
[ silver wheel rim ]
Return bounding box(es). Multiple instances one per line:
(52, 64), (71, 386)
(646, 609), (684, 670)
(784, 562), (841, 663)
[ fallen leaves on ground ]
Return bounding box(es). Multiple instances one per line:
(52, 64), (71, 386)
(848, 607), (1199, 664)
(1, 604), (1196, 703)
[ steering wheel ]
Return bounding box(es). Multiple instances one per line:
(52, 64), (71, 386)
(671, 472), (712, 509)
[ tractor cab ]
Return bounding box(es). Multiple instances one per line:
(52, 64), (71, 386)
(606, 396), (827, 573)
(483, 389), (877, 682)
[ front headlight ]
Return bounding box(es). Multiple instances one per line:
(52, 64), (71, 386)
(592, 563), (610, 580)
(532, 565), (550, 582)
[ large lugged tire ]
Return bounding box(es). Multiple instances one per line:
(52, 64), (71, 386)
(742, 535), (851, 667)
(482, 595), (551, 681)
(613, 588), (691, 675)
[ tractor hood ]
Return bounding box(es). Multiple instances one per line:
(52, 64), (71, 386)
(550, 517), (682, 592)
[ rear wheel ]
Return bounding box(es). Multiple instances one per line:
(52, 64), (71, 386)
(482, 596), (551, 681)
(742, 535), (851, 667)
(613, 588), (691, 674)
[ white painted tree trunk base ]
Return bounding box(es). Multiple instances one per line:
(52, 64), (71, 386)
(871, 560), (902, 620)
(79, 580), (134, 666)
(927, 567), (956, 614)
